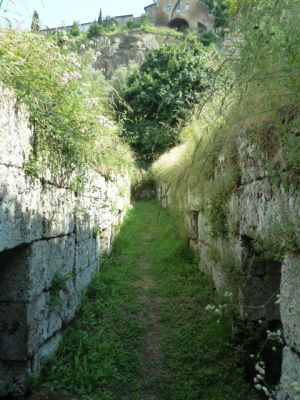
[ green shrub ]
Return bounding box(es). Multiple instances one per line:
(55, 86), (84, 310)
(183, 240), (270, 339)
(87, 22), (103, 38)
(119, 41), (217, 164)
(69, 21), (80, 37)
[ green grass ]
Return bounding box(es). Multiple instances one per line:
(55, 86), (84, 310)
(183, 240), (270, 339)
(32, 200), (257, 400)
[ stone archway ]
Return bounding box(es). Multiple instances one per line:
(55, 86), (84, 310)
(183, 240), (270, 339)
(170, 17), (189, 32)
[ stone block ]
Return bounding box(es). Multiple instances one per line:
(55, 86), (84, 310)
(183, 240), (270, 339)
(237, 179), (299, 239)
(238, 179), (278, 236)
(75, 196), (96, 242)
(59, 280), (81, 324)
(0, 85), (32, 168)
(75, 238), (97, 271)
(41, 183), (75, 238)
(32, 333), (62, 372)
(198, 245), (213, 276)
(26, 275), (80, 356)
(81, 170), (108, 200)
(27, 293), (53, 356)
(0, 235), (75, 302)
(0, 302), (27, 361)
(0, 360), (31, 398)
(277, 346), (300, 400)
(237, 138), (267, 184)
(281, 254), (300, 353)
(198, 212), (211, 244)
(75, 260), (99, 294)
(211, 263), (228, 292)
(26, 277), (78, 357)
(0, 165), (43, 252)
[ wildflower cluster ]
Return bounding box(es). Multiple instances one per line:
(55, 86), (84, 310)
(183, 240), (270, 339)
(205, 291), (233, 322)
(266, 329), (283, 350)
(275, 294), (282, 305)
(92, 51), (102, 65)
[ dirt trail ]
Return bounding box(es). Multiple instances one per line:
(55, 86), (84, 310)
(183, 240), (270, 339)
(134, 232), (165, 399)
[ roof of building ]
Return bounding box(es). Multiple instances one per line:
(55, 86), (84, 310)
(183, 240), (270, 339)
(144, 3), (157, 10)
(114, 14), (134, 18)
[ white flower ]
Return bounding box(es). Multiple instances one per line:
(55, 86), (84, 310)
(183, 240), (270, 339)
(72, 71), (82, 80)
(96, 115), (113, 128)
(87, 98), (98, 106)
(69, 53), (81, 68)
(62, 72), (70, 86)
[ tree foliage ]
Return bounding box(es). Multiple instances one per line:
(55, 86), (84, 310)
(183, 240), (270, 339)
(98, 8), (103, 25)
(70, 21), (80, 37)
(31, 10), (40, 32)
(87, 22), (102, 38)
(204, 0), (234, 31)
(119, 42), (215, 164)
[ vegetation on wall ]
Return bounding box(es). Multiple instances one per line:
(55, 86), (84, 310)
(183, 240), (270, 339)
(153, 0), (300, 248)
(0, 30), (134, 179)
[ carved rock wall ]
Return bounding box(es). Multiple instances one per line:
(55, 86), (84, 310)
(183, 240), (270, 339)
(92, 32), (181, 78)
(0, 85), (131, 397)
(156, 138), (300, 399)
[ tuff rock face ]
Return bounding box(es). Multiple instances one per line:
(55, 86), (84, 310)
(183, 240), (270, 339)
(157, 138), (300, 399)
(92, 32), (181, 79)
(0, 85), (131, 397)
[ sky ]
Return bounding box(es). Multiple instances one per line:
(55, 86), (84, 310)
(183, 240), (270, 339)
(0, 0), (148, 29)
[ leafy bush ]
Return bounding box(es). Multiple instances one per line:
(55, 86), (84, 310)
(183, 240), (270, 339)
(119, 41), (216, 164)
(87, 22), (103, 38)
(102, 16), (119, 32)
(69, 21), (80, 37)
(0, 30), (134, 178)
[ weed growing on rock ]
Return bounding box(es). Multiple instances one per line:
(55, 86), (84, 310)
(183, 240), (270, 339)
(0, 30), (134, 180)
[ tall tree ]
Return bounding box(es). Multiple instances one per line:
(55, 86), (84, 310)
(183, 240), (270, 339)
(98, 8), (103, 25)
(31, 10), (40, 32)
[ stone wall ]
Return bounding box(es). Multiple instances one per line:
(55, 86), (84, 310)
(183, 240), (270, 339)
(93, 32), (181, 78)
(156, 138), (300, 399)
(0, 85), (131, 397)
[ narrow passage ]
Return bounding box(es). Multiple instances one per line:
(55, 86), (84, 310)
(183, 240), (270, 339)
(31, 201), (256, 400)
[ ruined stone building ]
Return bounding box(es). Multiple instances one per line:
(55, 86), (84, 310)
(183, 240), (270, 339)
(144, 0), (215, 31)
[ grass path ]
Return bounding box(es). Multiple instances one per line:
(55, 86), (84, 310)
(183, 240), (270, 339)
(31, 201), (257, 400)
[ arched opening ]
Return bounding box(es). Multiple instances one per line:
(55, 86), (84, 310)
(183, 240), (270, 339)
(170, 18), (189, 32)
